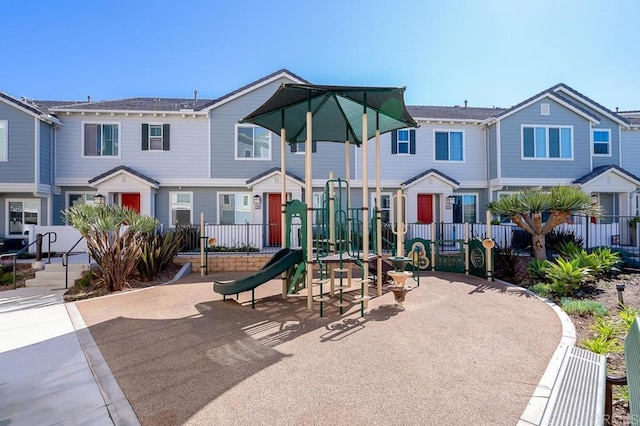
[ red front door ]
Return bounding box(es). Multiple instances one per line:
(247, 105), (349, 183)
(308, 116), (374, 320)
(121, 193), (141, 214)
(417, 194), (433, 224)
(268, 193), (282, 246)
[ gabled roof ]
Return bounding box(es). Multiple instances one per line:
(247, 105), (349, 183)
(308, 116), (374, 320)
(484, 86), (601, 125)
(551, 83), (630, 127)
(88, 165), (159, 188)
(246, 167), (305, 186)
(573, 165), (640, 187)
(199, 69), (309, 112)
(401, 168), (460, 188)
(407, 105), (503, 121)
(0, 92), (62, 125)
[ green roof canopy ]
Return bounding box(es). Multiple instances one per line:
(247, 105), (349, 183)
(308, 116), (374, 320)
(241, 84), (418, 146)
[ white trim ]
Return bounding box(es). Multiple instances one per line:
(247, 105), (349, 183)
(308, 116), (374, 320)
(202, 71), (306, 112)
(5, 198), (41, 236)
(591, 128), (611, 157)
(577, 167), (640, 188)
(234, 123), (272, 161)
(483, 93), (600, 126)
(169, 191), (194, 227)
(0, 96), (61, 125)
(414, 117), (484, 124)
(520, 124), (574, 160)
(89, 169), (159, 189)
(492, 178), (575, 187)
(370, 191), (392, 220)
(34, 118), (39, 186)
(450, 192), (480, 223)
(52, 108), (207, 117)
(619, 125), (623, 167)
(553, 86), (629, 128)
(433, 129), (466, 163)
(208, 112), (212, 179)
(146, 123), (165, 151)
(496, 121), (501, 180)
(458, 181), (488, 189)
(0, 183), (37, 192)
(401, 172), (459, 190)
(81, 121), (122, 159)
(247, 169), (305, 188)
(0, 119), (7, 162)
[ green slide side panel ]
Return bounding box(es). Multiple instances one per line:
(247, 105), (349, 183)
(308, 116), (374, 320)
(213, 248), (303, 296)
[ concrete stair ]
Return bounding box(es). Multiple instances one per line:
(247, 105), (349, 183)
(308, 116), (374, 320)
(25, 263), (92, 288)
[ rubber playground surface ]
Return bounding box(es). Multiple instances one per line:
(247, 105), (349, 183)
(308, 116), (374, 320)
(75, 271), (562, 425)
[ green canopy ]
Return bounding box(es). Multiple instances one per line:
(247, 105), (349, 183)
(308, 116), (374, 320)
(240, 84), (418, 146)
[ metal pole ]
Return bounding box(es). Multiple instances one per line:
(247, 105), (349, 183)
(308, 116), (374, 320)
(375, 122), (382, 297)
(281, 125), (288, 298)
(361, 103), (369, 315)
(305, 109), (314, 311)
(200, 212), (205, 276)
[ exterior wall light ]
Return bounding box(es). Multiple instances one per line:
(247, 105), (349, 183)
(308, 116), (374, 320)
(253, 195), (262, 205)
(94, 194), (106, 205)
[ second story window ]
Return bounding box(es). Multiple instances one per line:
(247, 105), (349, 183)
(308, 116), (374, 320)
(593, 129), (611, 156)
(391, 129), (416, 154)
(435, 130), (463, 161)
(0, 120), (7, 162)
(236, 124), (271, 160)
(142, 123), (170, 151)
(83, 123), (119, 157)
(522, 125), (572, 159)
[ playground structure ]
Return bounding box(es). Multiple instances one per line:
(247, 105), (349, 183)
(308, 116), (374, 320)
(213, 84), (495, 316)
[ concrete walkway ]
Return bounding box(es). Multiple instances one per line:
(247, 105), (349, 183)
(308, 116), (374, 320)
(0, 255), (138, 426)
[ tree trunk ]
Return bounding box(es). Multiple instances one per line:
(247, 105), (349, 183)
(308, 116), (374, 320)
(532, 233), (546, 260)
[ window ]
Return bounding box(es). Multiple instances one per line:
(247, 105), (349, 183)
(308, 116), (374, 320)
(68, 193), (98, 208)
(7, 199), (39, 235)
(593, 129), (611, 156)
(291, 141), (316, 154)
(236, 125), (271, 160)
(522, 125), (572, 159)
(391, 129), (416, 154)
(170, 192), (193, 226)
(452, 195), (477, 223)
(83, 123), (119, 157)
(219, 192), (251, 224)
(371, 193), (392, 223)
(142, 123), (170, 151)
(0, 120), (7, 161)
(435, 131), (463, 161)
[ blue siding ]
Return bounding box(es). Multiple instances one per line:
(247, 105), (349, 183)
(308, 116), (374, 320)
(488, 124), (497, 180)
(0, 101), (35, 183)
(39, 121), (52, 185)
(155, 187), (217, 227)
(621, 128), (640, 177)
(51, 193), (64, 225)
(209, 78), (353, 180)
(499, 98), (592, 179)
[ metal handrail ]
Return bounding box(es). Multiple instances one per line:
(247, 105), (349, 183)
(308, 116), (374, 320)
(62, 235), (90, 289)
(0, 232), (57, 289)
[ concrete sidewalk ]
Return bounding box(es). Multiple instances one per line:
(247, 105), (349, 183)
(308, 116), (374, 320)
(0, 286), (138, 425)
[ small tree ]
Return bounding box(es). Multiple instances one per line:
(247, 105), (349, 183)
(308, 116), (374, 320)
(64, 205), (158, 292)
(487, 186), (601, 260)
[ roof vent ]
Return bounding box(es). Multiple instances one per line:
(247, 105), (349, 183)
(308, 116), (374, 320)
(194, 90), (198, 101)
(464, 100), (468, 108)
(616, 107), (619, 113)
(87, 95), (91, 103)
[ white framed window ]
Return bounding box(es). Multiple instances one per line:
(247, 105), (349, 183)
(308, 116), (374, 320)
(6, 199), (40, 236)
(235, 124), (271, 160)
(82, 122), (120, 157)
(371, 192), (392, 223)
(522, 125), (573, 159)
(218, 192), (251, 224)
(397, 130), (410, 154)
(67, 193), (98, 208)
(170, 191), (193, 226)
(149, 124), (163, 150)
(434, 130), (464, 162)
(593, 129), (611, 156)
(451, 194), (477, 223)
(0, 120), (7, 162)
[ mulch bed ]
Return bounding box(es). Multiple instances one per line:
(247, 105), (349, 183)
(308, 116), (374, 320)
(0, 263), (36, 291)
(496, 255), (639, 425)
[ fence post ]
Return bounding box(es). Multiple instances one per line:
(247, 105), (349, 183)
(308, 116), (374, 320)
(246, 221), (250, 256)
(35, 233), (43, 261)
(200, 213), (205, 277)
(585, 215), (590, 249)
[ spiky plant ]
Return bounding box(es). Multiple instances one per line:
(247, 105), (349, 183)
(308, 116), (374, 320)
(137, 230), (183, 281)
(64, 204), (158, 292)
(487, 186), (602, 260)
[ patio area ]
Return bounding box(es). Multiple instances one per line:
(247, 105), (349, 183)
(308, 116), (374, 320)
(74, 271), (562, 425)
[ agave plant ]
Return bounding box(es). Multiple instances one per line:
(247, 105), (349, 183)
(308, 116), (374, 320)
(545, 257), (590, 296)
(137, 230), (183, 281)
(64, 204), (159, 292)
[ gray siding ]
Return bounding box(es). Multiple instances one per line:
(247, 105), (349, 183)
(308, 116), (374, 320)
(39, 121), (52, 185)
(155, 187), (217, 227)
(499, 98), (592, 179)
(209, 78), (350, 180)
(621, 128), (640, 177)
(51, 193), (64, 225)
(0, 101), (35, 183)
(488, 124), (497, 180)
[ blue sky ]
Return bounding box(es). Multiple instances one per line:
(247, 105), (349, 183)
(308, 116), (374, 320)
(4, 0), (640, 111)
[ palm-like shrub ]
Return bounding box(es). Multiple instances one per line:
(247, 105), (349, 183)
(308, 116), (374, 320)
(545, 257), (590, 296)
(64, 205), (158, 292)
(527, 258), (549, 281)
(137, 230), (183, 281)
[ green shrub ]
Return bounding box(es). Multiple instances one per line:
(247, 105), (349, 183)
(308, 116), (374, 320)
(527, 259), (549, 281)
(590, 247), (620, 275)
(494, 246), (519, 279)
(619, 304), (640, 333)
(590, 316), (617, 340)
(615, 385), (630, 404)
(137, 231), (183, 281)
(561, 298), (608, 317)
(206, 244), (259, 253)
(546, 229), (584, 254)
(529, 282), (554, 298)
(75, 271), (94, 288)
(545, 257), (590, 296)
(0, 271), (14, 284)
(581, 335), (621, 354)
(175, 224), (200, 252)
(610, 248), (640, 270)
(556, 241), (583, 259)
